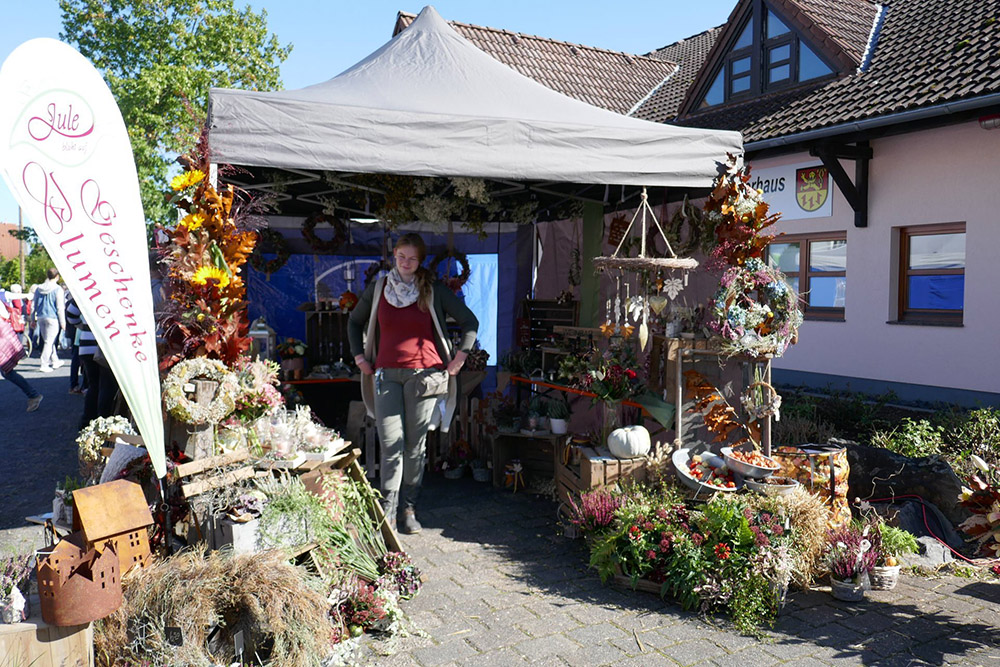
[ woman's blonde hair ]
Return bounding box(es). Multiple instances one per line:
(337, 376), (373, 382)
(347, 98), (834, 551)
(395, 233), (434, 311)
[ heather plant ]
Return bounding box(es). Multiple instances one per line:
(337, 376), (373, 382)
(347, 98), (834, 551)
(0, 549), (33, 598)
(567, 489), (622, 536)
(826, 523), (877, 583)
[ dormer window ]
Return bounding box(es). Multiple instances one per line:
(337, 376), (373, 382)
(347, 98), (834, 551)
(700, 0), (835, 109)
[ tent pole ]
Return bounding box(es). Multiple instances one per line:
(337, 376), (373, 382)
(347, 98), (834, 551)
(579, 201), (604, 327)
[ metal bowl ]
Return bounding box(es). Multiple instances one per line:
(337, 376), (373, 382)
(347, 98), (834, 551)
(721, 447), (779, 478)
(743, 476), (800, 496)
(672, 448), (740, 494)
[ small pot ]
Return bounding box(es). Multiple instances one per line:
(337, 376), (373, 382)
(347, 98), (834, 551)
(0, 587), (28, 624)
(550, 418), (568, 435)
(870, 564), (901, 590)
(830, 575), (867, 602)
(472, 466), (490, 483)
(443, 465), (465, 480)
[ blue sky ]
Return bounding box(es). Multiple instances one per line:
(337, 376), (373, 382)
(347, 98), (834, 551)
(0, 0), (736, 229)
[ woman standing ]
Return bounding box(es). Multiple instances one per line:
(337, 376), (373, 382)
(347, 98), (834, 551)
(348, 234), (478, 534)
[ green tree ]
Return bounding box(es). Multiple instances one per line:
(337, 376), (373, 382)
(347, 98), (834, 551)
(1, 244), (53, 288)
(59, 0), (291, 227)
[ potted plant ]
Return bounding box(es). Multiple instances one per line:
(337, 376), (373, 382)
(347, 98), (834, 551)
(527, 396), (546, 431)
(492, 395), (521, 434)
(52, 476), (83, 526)
(871, 523), (919, 590)
(440, 440), (472, 479)
(826, 523), (876, 601)
(0, 550), (33, 623)
(548, 399), (570, 435)
(470, 458), (491, 483)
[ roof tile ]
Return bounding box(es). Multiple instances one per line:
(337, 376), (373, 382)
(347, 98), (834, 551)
(396, 12), (676, 115)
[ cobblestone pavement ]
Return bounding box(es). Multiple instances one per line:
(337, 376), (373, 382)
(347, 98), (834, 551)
(4, 369), (999, 666)
(0, 350), (81, 529)
(364, 477), (1000, 667)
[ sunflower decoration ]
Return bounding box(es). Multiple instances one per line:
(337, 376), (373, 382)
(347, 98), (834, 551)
(159, 135), (260, 371)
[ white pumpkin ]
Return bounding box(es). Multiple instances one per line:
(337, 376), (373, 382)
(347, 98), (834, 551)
(607, 425), (651, 459)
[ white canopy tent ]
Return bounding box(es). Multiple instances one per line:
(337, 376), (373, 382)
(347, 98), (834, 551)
(207, 5), (742, 188)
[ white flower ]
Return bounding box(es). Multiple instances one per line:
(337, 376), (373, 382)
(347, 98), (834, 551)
(971, 454), (991, 474)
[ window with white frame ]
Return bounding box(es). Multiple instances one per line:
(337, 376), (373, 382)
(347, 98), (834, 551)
(897, 223), (965, 325)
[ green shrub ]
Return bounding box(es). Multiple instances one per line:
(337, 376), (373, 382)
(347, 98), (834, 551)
(879, 524), (919, 563)
(870, 418), (944, 459)
(945, 407), (1000, 464)
(772, 414), (837, 447)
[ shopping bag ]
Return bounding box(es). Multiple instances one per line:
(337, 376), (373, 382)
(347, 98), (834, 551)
(0, 316), (26, 375)
(773, 444), (851, 529)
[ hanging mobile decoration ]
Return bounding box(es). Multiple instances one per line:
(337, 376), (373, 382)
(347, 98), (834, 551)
(593, 188), (699, 350)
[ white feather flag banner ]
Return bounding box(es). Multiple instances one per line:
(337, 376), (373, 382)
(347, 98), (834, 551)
(0, 39), (165, 478)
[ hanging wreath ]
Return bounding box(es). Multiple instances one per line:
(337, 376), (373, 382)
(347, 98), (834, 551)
(247, 228), (291, 275)
(301, 213), (347, 253)
(162, 357), (239, 425)
(430, 249), (471, 292)
(363, 259), (394, 289)
(707, 257), (803, 359)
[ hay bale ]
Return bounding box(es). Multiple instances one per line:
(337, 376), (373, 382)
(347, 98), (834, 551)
(752, 487), (830, 589)
(95, 548), (331, 666)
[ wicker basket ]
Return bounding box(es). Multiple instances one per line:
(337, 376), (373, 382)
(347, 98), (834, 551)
(869, 564), (901, 590)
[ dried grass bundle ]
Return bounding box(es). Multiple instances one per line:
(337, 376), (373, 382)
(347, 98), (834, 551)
(95, 548), (331, 666)
(752, 488), (830, 588)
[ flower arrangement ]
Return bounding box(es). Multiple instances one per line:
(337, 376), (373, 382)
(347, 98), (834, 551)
(700, 156), (803, 359)
(77, 415), (137, 468)
(276, 337), (307, 360)
(339, 581), (387, 633)
(578, 349), (645, 403)
(338, 291), (359, 312)
(247, 228), (291, 275)
(226, 357), (284, 425)
(957, 454), (1000, 557)
(464, 345), (490, 372)
(376, 552), (422, 601)
(587, 490), (799, 634)
(162, 357), (240, 425)
(704, 155), (781, 269)
(430, 249), (471, 293)
(707, 258), (802, 358)
(301, 213), (347, 253)
(160, 137), (260, 370)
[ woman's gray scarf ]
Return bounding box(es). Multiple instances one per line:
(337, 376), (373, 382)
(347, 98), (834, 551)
(383, 268), (421, 308)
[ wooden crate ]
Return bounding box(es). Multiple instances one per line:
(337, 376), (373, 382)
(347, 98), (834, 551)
(0, 599), (93, 666)
(491, 433), (560, 488)
(555, 444), (647, 507)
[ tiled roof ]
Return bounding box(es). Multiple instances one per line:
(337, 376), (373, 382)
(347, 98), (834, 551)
(395, 12), (677, 115)
(678, 0), (1000, 143)
(0, 223), (20, 261)
(633, 27), (723, 123)
(777, 0), (878, 66)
